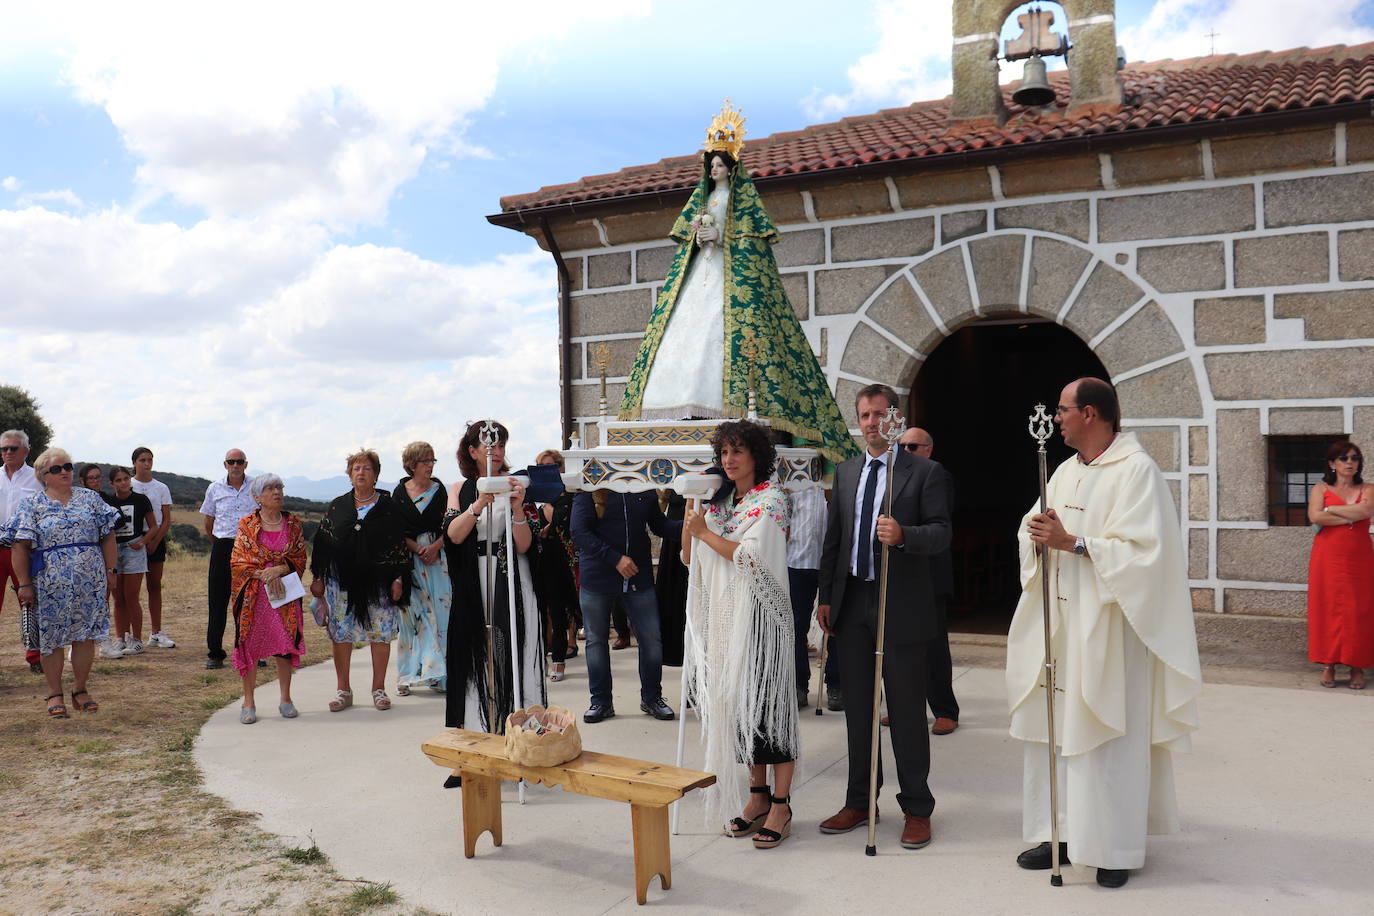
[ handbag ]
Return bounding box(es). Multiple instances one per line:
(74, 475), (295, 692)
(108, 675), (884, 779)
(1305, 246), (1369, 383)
(19, 598), (40, 652)
(309, 596), (329, 628)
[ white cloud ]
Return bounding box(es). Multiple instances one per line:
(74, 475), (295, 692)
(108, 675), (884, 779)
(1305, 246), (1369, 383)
(0, 0), (654, 479)
(802, 0), (955, 120)
(44, 0), (647, 227)
(15, 188), (83, 209)
(1120, 0), (1374, 63)
(2, 224), (560, 478)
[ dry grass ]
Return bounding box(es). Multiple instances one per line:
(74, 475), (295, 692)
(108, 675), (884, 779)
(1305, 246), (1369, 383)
(0, 553), (415, 916)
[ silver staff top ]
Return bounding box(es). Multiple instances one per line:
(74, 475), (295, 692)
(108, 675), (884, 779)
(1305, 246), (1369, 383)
(477, 419), (501, 448)
(881, 405), (905, 447)
(1028, 404), (1053, 447)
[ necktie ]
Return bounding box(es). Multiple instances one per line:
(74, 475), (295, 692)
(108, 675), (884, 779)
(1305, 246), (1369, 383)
(857, 458), (882, 579)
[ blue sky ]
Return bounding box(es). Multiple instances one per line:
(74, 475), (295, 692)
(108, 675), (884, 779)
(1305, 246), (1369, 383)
(2, 0), (1371, 483)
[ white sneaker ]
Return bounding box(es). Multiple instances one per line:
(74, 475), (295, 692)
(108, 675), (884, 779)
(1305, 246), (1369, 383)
(123, 632), (145, 655)
(147, 632), (177, 648)
(99, 638), (126, 659)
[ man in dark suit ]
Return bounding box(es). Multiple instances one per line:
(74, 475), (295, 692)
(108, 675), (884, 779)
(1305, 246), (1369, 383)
(901, 426), (959, 736)
(817, 384), (951, 850)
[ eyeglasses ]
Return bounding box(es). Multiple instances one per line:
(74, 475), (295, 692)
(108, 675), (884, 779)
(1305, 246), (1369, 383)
(260, 483), (284, 492)
(902, 442), (931, 452)
(416, 458), (437, 464)
(1054, 405), (1085, 416)
(1335, 454), (1362, 463)
(44, 463), (74, 475)
(224, 459), (246, 466)
(0, 445), (21, 453)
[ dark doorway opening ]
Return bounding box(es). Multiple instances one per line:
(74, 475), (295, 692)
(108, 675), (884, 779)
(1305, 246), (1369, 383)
(906, 317), (1109, 635)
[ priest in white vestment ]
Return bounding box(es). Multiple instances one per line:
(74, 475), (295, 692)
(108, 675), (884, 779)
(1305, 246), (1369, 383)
(1007, 377), (1201, 889)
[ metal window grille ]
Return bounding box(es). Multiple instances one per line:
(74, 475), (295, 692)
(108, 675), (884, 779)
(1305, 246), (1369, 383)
(1266, 435), (1339, 526)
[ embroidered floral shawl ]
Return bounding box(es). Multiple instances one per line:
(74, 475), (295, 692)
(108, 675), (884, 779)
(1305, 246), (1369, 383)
(230, 510), (307, 648)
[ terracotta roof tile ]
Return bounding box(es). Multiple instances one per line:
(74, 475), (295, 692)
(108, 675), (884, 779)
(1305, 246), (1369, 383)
(499, 43), (1374, 213)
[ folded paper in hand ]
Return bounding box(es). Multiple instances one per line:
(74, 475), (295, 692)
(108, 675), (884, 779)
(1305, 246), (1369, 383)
(269, 572), (306, 609)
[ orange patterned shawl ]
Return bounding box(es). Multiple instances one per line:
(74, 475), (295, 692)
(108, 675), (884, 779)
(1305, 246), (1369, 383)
(230, 510), (307, 647)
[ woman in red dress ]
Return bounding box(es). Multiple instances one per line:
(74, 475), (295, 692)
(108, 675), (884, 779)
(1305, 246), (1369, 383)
(1306, 440), (1374, 689)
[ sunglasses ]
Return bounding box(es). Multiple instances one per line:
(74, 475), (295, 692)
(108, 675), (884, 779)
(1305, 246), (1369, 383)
(224, 459), (247, 466)
(44, 463), (75, 476)
(903, 442), (931, 452)
(0, 445), (21, 453)
(1334, 454), (1362, 463)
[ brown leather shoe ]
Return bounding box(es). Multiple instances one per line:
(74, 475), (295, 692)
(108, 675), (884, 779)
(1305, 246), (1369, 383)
(932, 717), (958, 735)
(818, 806), (876, 834)
(900, 814), (931, 849)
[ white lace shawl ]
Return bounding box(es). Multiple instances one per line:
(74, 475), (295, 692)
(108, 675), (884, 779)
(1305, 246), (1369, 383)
(683, 482), (797, 827)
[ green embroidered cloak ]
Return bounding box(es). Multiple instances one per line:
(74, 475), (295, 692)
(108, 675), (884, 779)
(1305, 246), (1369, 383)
(618, 158), (858, 464)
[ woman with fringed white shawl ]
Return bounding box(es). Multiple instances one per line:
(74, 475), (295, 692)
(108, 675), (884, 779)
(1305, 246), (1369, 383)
(682, 420), (798, 850)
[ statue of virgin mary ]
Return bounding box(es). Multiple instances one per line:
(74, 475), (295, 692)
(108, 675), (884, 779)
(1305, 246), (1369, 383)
(618, 102), (857, 465)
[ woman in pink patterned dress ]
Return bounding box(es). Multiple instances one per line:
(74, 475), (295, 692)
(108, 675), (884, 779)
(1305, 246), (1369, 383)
(229, 474), (308, 723)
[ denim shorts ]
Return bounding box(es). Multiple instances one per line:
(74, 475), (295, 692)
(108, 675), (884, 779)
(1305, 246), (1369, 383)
(116, 542), (149, 575)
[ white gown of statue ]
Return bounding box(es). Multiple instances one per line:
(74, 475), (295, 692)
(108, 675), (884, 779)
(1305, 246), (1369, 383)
(640, 184), (728, 418)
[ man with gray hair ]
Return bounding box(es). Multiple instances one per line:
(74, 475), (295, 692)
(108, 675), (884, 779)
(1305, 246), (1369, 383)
(0, 430), (42, 672)
(199, 449), (254, 669)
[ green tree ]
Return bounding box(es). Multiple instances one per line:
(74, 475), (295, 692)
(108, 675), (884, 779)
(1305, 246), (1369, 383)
(0, 386), (54, 460)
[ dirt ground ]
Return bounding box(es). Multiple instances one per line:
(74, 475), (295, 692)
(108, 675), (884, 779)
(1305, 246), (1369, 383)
(0, 552), (428, 916)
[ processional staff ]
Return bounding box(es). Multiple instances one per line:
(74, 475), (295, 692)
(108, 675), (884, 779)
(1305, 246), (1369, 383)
(477, 418), (529, 803)
(671, 470), (723, 836)
(1028, 404), (1064, 887)
(864, 406), (904, 856)
(477, 420), (502, 735)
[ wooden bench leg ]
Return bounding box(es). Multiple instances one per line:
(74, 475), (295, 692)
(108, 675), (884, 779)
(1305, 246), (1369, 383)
(630, 803), (671, 904)
(460, 772), (503, 858)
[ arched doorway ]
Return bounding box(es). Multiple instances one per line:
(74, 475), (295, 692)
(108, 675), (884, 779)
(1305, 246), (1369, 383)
(906, 315), (1108, 634)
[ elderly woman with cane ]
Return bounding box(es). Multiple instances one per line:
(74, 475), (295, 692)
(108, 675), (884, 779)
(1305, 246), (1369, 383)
(682, 420), (797, 849)
(7, 448), (120, 717)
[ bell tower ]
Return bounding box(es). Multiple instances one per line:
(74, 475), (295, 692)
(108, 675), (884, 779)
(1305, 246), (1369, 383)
(949, 0), (1123, 123)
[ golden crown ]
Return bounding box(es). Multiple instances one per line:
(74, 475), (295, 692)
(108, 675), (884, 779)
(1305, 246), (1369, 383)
(703, 99), (746, 159)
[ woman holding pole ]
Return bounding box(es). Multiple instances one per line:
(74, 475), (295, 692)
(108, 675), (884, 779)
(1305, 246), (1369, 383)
(443, 420), (545, 734)
(682, 420), (797, 849)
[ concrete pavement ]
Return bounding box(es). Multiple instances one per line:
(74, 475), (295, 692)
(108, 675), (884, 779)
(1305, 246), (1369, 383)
(197, 647), (1374, 914)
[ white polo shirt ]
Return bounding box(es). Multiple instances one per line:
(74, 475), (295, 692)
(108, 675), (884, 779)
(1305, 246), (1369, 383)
(0, 463), (41, 528)
(199, 475), (256, 539)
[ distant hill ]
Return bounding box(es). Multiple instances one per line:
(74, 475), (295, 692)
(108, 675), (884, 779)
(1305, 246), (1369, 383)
(282, 476), (398, 503)
(76, 463), (329, 513)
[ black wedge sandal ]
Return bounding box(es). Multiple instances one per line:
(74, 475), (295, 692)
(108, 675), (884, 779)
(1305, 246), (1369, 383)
(752, 794), (792, 849)
(725, 785), (771, 837)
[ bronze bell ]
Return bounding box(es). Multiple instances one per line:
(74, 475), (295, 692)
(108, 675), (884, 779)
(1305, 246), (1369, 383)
(1013, 55), (1055, 107)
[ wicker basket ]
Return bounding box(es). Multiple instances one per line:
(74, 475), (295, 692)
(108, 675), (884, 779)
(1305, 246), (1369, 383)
(504, 704), (582, 767)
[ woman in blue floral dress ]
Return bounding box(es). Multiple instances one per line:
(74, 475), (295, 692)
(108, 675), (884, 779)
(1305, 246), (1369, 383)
(8, 448), (120, 717)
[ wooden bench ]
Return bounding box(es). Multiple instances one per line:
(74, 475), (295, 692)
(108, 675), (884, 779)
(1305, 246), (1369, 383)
(421, 729), (715, 905)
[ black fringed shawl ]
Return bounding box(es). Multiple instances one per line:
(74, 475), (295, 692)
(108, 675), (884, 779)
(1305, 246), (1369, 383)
(310, 491), (411, 627)
(392, 476), (447, 542)
(443, 477), (543, 731)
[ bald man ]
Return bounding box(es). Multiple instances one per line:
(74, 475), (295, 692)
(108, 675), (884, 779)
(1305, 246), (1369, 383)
(899, 427), (959, 735)
(199, 449), (254, 669)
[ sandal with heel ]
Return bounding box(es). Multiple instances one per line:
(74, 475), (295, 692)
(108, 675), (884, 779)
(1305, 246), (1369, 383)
(70, 690), (98, 713)
(725, 785), (771, 837)
(752, 794), (793, 850)
(45, 693), (69, 718)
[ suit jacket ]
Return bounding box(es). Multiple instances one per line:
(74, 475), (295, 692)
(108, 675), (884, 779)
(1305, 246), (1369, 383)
(932, 467), (955, 598)
(818, 447), (952, 645)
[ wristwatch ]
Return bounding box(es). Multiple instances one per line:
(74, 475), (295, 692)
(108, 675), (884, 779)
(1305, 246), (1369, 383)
(1072, 536), (1087, 556)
